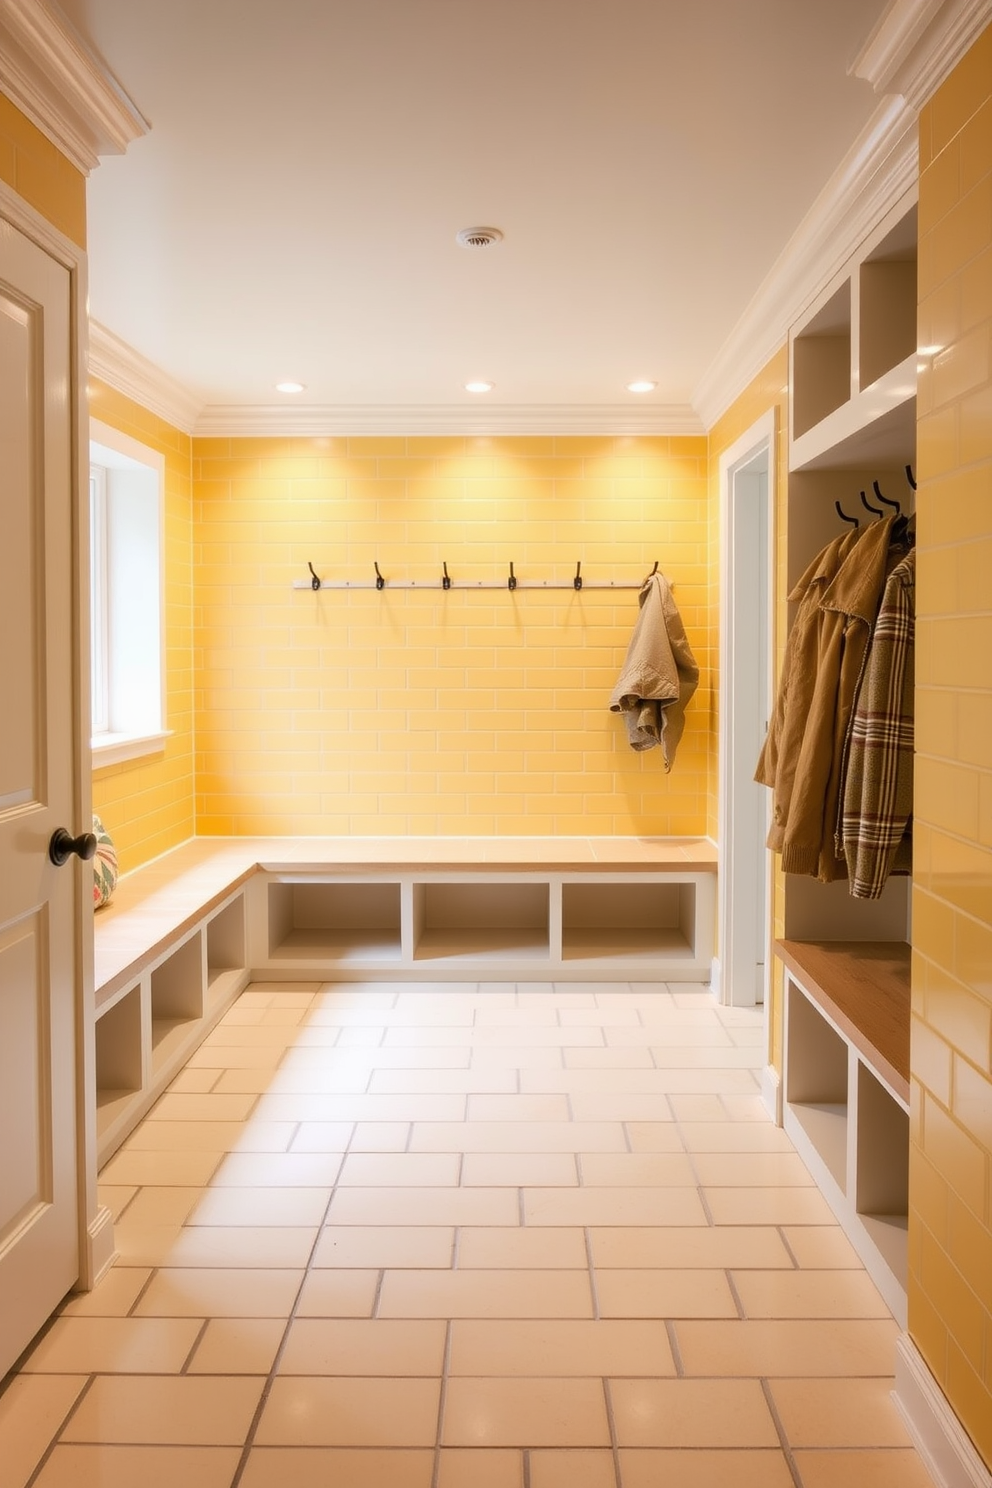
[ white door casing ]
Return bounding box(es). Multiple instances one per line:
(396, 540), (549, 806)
(0, 202), (91, 1376)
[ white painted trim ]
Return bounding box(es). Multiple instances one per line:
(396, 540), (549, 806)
(709, 957), (722, 1000)
(853, 0), (992, 107)
(894, 1333), (992, 1488)
(81, 1204), (117, 1290)
(0, 0), (147, 173)
(88, 322), (201, 434)
(761, 1064), (782, 1124)
(91, 730), (172, 768)
(192, 401), (706, 439)
(0, 170), (82, 267)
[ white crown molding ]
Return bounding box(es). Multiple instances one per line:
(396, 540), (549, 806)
(0, 0), (147, 173)
(853, 0), (992, 106)
(692, 94), (918, 429)
(88, 321), (201, 434)
(894, 1334), (992, 1488)
(192, 402), (706, 438)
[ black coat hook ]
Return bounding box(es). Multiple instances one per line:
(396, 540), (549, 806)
(906, 464), (917, 491)
(307, 561), (321, 591)
(835, 500), (860, 528)
(508, 562), (517, 592)
(442, 561), (451, 591)
(374, 561), (385, 591)
(574, 561), (583, 591)
(872, 479), (901, 516)
(860, 489), (884, 518)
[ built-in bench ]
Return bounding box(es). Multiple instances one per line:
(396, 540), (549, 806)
(93, 836), (718, 1164)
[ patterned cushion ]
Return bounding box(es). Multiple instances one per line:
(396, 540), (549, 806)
(92, 814), (119, 909)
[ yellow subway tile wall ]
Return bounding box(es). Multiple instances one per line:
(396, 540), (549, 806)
(0, 94), (86, 247)
(707, 349), (789, 1068)
(89, 381), (195, 872)
(912, 19), (992, 1469)
(193, 436), (711, 837)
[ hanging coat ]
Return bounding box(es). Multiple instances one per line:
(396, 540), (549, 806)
(609, 571), (699, 770)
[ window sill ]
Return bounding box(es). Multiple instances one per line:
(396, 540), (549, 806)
(92, 731), (172, 768)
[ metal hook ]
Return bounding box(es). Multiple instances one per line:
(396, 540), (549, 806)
(860, 489), (884, 518)
(508, 562), (517, 592)
(905, 464), (917, 491)
(374, 561), (385, 591)
(442, 561), (451, 591)
(307, 561), (321, 592)
(835, 500), (860, 529)
(574, 561), (583, 591)
(872, 479), (901, 516)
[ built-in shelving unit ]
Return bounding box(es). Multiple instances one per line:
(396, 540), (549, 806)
(777, 185), (917, 1324)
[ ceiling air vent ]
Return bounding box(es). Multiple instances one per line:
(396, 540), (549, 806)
(456, 226), (504, 249)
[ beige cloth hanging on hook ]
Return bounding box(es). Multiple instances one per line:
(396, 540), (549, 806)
(609, 571), (699, 769)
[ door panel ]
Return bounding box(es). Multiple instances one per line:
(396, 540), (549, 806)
(0, 216), (79, 1377)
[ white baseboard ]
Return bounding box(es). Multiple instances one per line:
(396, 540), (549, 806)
(761, 1063), (782, 1124)
(893, 1333), (992, 1488)
(80, 1204), (118, 1290)
(710, 958), (722, 999)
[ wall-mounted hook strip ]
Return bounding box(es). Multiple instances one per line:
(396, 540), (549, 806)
(374, 561), (385, 591)
(442, 562), (451, 590)
(508, 562), (517, 592)
(872, 479), (901, 516)
(860, 489), (884, 518)
(835, 500), (860, 528)
(307, 561), (321, 591)
(905, 463), (917, 491)
(574, 561), (582, 591)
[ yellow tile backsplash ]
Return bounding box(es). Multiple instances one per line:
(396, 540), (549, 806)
(0, 95), (86, 247)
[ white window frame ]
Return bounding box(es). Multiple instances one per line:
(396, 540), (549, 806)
(89, 419), (170, 766)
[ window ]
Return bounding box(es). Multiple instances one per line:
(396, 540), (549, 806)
(89, 420), (168, 764)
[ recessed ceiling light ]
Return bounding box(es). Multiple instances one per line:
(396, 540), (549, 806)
(275, 381), (306, 393)
(465, 380), (494, 393)
(626, 379), (657, 394)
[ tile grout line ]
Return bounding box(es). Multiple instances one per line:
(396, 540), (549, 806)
(602, 1375), (624, 1488)
(430, 1317), (453, 1488)
(760, 1375), (805, 1488)
(22, 1372), (99, 1487)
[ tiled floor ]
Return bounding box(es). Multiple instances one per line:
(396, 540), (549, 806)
(3, 980), (936, 1488)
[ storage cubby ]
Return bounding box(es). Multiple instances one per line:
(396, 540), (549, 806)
(206, 892), (247, 1007)
(792, 282), (852, 438)
(94, 984), (143, 1143)
(268, 880), (403, 962)
(150, 931), (204, 1074)
(785, 977), (849, 1193)
(859, 206), (917, 391)
(413, 882), (550, 963)
(856, 1061), (910, 1279)
(561, 880), (696, 964)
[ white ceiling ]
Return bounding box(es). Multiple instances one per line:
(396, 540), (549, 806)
(55, 0), (895, 427)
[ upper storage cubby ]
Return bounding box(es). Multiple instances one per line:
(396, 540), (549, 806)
(790, 191), (917, 472)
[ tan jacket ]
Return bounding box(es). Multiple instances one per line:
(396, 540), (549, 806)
(609, 572), (699, 770)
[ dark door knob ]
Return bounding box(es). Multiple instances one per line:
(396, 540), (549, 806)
(49, 828), (98, 867)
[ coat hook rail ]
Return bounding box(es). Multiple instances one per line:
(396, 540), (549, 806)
(293, 570), (652, 592)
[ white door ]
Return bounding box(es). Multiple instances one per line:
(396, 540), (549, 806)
(0, 215), (81, 1376)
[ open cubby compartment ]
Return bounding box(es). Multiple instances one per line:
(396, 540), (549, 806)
(859, 203), (918, 391)
(561, 878), (698, 964)
(268, 879), (403, 962)
(784, 977), (850, 1194)
(855, 1059), (910, 1283)
(94, 981), (144, 1139)
(205, 889), (247, 1004)
(412, 879), (550, 963)
(792, 280), (852, 438)
(149, 929), (205, 1073)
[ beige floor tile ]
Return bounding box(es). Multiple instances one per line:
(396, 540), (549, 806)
(288, 1120), (357, 1151)
(187, 1318), (286, 1374)
(0, 1374), (88, 1488)
(442, 1378), (611, 1447)
(338, 1152), (461, 1186)
(792, 1449), (938, 1487)
(151, 1226), (318, 1269)
(98, 1151), (223, 1188)
(558, 1006), (642, 1026)
(186, 1044), (286, 1070)
(563, 1048), (654, 1069)
(733, 1269), (892, 1319)
(188, 1186), (331, 1227)
(327, 1186), (520, 1227)
(254, 1092), (467, 1123)
(437, 1448), (524, 1488)
(96, 1185), (139, 1220)
(567, 1094), (677, 1121)
(692, 1152), (815, 1186)
(769, 1377), (913, 1447)
(239, 1448), (434, 1488)
(466, 1095), (571, 1121)
(529, 1448), (618, 1488)
(372, 1071), (527, 1094)
(312, 1225), (454, 1269)
(462, 1153), (578, 1186)
(134, 1267), (303, 1319)
(210, 1152), (343, 1187)
(32, 1445), (243, 1488)
(596, 1268), (738, 1319)
(611, 1378), (778, 1446)
(59, 1266), (152, 1318)
(20, 1317), (201, 1375)
(678, 1122), (795, 1153)
(675, 1319), (901, 1376)
(294, 1269), (380, 1317)
(123, 1121), (251, 1152)
(164, 1068), (220, 1094)
(703, 1187), (837, 1226)
(113, 1187), (204, 1227)
(589, 1225), (793, 1270)
(667, 1095), (726, 1121)
(649, 1047), (761, 1069)
(201, 1025), (298, 1049)
(578, 1153), (696, 1186)
(278, 1318), (446, 1375)
(347, 1121), (412, 1151)
(526, 1070), (757, 1096)
(720, 1095), (776, 1122)
(412, 1121), (626, 1153)
(62, 1376), (264, 1445)
(254, 1377), (441, 1446)
(621, 1123), (684, 1152)
(782, 1225), (865, 1268)
(110, 1225), (186, 1267)
(147, 1092), (259, 1122)
(457, 1226), (587, 1269)
(377, 1269), (594, 1319)
(522, 1186), (707, 1227)
(618, 1448), (795, 1487)
(251, 1067), (371, 1096)
(470, 1046), (565, 1069)
(448, 1319), (674, 1376)
(474, 1006), (559, 1026)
